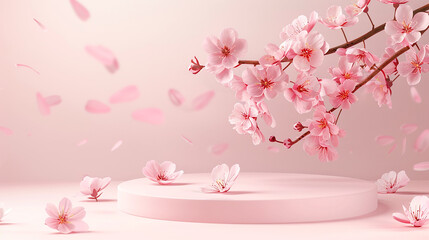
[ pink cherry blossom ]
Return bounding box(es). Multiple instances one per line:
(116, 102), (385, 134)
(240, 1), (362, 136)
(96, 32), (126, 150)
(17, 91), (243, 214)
(284, 73), (321, 114)
(142, 160), (184, 185)
(338, 47), (379, 68)
(330, 80), (358, 110)
(329, 57), (363, 84)
(228, 102), (258, 134)
(378, 0), (409, 5)
(397, 47), (429, 85)
(393, 196), (429, 227)
(303, 136), (338, 162)
(320, 6), (358, 29)
(385, 5), (429, 45)
(80, 176), (111, 201)
(45, 198), (88, 234)
(229, 75), (250, 101)
(205, 64), (234, 85)
(381, 47), (399, 75)
(290, 31), (325, 72)
(376, 170), (410, 193)
(308, 105), (343, 146)
(202, 164), (240, 193)
(366, 72), (392, 108)
(243, 66), (288, 101)
(345, 0), (371, 17)
(280, 11), (318, 40)
(259, 43), (287, 67)
(0, 203), (11, 222)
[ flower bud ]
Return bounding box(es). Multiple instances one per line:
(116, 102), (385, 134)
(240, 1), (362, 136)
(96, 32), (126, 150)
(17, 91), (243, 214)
(283, 138), (293, 149)
(269, 136), (277, 142)
(188, 56), (204, 74)
(293, 122), (305, 132)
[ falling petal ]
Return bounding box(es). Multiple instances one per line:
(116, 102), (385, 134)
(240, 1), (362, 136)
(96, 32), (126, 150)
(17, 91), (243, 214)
(111, 140), (123, 152)
(109, 85), (139, 104)
(400, 124), (418, 135)
(415, 129), (429, 152)
(402, 138), (406, 155)
(413, 161), (429, 171)
(69, 0), (90, 21)
(77, 139), (88, 147)
(192, 90), (215, 111)
(209, 143), (229, 155)
(0, 127), (13, 136)
(85, 100), (110, 114)
(132, 108), (164, 125)
(168, 89), (185, 106)
(181, 135), (193, 145)
(410, 87), (421, 103)
(44, 95), (62, 106)
(267, 146), (280, 153)
(36, 92), (50, 115)
(375, 135), (395, 146)
(33, 18), (46, 31)
(16, 64), (40, 75)
(387, 143), (397, 154)
(85, 45), (119, 73)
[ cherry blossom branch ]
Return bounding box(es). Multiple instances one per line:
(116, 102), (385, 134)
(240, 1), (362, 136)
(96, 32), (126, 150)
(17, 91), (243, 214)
(237, 3), (429, 65)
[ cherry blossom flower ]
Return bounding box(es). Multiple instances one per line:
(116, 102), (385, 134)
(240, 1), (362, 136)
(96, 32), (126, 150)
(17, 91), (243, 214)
(337, 47), (379, 68)
(45, 198), (88, 234)
(229, 102), (258, 134)
(366, 73), (392, 108)
(345, 0), (371, 17)
(303, 136), (338, 162)
(376, 170), (410, 193)
(393, 196), (429, 227)
(0, 203), (11, 222)
(378, 0), (409, 5)
(381, 47), (399, 75)
(330, 80), (358, 110)
(280, 11), (318, 40)
(385, 5), (429, 45)
(229, 75), (250, 101)
(329, 57), (363, 84)
(284, 73), (321, 114)
(142, 160), (184, 185)
(308, 105), (343, 146)
(205, 64), (234, 86)
(188, 56), (204, 74)
(290, 31), (325, 72)
(320, 6), (358, 29)
(80, 176), (111, 201)
(259, 43), (287, 67)
(243, 66), (288, 101)
(397, 47), (429, 85)
(202, 164), (240, 193)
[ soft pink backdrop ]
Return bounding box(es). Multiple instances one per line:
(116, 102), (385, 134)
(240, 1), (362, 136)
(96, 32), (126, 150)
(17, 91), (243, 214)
(0, 0), (428, 182)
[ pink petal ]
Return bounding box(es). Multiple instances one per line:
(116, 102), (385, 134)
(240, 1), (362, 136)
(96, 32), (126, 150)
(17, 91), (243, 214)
(45, 203), (58, 218)
(16, 64), (40, 75)
(0, 127), (13, 136)
(44, 95), (62, 106)
(402, 138), (407, 155)
(415, 129), (429, 152)
(375, 135), (395, 146)
(392, 212), (410, 224)
(76, 139), (88, 147)
(111, 140), (123, 152)
(85, 100), (110, 114)
(36, 92), (50, 115)
(33, 18), (46, 31)
(109, 85), (139, 104)
(413, 161), (429, 171)
(69, 0), (90, 21)
(181, 135), (193, 145)
(209, 143), (229, 155)
(400, 124), (418, 135)
(267, 146), (280, 153)
(132, 108), (164, 125)
(192, 90), (215, 111)
(168, 89), (185, 106)
(388, 143), (397, 154)
(85, 45), (119, 73)
(410, 87), (421, 103)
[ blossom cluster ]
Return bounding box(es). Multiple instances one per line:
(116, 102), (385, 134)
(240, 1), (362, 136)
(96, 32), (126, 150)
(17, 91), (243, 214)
(190, 0), (429, 162)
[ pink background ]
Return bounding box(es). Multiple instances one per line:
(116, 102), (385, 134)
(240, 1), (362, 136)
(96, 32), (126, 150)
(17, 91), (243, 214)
(0, 0), (428, 182)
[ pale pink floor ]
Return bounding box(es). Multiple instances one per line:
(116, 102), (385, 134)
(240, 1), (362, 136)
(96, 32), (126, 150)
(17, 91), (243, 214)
(1, 181), (428, 240)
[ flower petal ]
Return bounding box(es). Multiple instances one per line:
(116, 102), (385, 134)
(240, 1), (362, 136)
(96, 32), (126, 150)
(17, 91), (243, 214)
(109, 85), (139, 104)
(69, 0), (90, 21)
(209, 143), (229, 155)
(168, 89), (185, 106)
(111, 140), (123, 152)
(413, 161), (429, 171)
(400, 124), (418, 135)
(192, 90), (215, 111)
(375, 135), (395, 146)
(415, 129), (429, 152)
(410, 87), (421, 103)
(392, 212), (410, 224)
(132, 108), (164, 125)
(85, 100), (110, 114)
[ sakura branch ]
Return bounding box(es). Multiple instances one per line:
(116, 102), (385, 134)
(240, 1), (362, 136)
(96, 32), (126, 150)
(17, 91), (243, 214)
(189, 1), (429, 162)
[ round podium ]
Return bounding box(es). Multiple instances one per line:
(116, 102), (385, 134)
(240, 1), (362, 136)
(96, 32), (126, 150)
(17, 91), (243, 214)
(117, 173), (377, 223)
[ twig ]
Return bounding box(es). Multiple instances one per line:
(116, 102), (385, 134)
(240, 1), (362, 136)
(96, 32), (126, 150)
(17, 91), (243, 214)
(341, 28), (349, 43)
